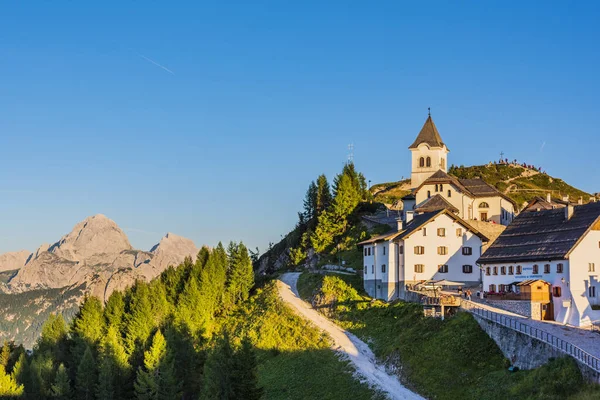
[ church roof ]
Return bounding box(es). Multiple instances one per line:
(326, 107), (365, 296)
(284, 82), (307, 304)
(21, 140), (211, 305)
(478, 201), (600, 264)
(358, 209), (489, 245)
(414, 170), (518, 208)
(415, 194), (459, 213)
(409, 116), (447, 150)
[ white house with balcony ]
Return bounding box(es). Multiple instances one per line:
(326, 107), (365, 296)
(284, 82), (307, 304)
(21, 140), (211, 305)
(359, 209), (489, 300)
(478, 201), (600, 327)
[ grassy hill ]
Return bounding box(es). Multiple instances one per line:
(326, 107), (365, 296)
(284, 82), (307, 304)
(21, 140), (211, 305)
(372, 164), (592, 209)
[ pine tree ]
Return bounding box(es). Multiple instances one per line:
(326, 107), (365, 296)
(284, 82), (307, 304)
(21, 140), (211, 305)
(51, 363), (72, 400)
(315, 174), (333, 216)
(124, 281), (155, 360)
(96, 326), (131, 400)
(29, 353), (54, 398)
(232, 337), (263, 400)
(75, 346), (97, 400)
(164, 325), (204, 400)
(134, 330), (179, 400)
(303, 180), (318, 221)
(0, 341), (10, 370)
(201, 335), (235, 400)
(35, 314), (69, 366)
(226, 242), (254, 306)
(104, 290), (125, 330)
(71, 296), (105, 369)
(11, 352), (28, 390)
(0, 364), (24, 398)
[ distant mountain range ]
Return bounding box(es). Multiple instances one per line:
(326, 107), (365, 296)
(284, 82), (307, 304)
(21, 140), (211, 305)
(0, 214), (200, 347)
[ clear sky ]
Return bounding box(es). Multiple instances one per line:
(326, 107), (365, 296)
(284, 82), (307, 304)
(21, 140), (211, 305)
(1, 1), (599, 254)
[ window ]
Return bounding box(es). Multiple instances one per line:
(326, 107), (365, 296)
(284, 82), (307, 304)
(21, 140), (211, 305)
(415, 264), (424, 273)
(508, 265), (514, 275)
(589, 286), (596, 297)
(383, 246), (386, 256)
(557, 263), (563, 273)
(480, 212), (488, 222)
(438, 264), (448, 273)
(423, 228), (427, 236)
(456, 228), (462, 237)
(479, 202), (490, 208)
(437, 228), (446, 237)
(371, 265), (374, 273)
(399, 245), (404, 254)
(368, 247), (371, 256)
(419, 157), (425, 167)
(439, 184), (443, 191)
(463, 265), (473, 274)
(493, 266), (498, 275)
(448, 190), (452, 197)
(438, 246), (448, 255)
(364, 248), (367, 256)
(427, 191), (431, 198)
(462, 247), (472, 255)
(381, 264), (386, 273)
(435, 184), (439, 192)
(544, 264), (550, 274)
(426, 157), (431, 167)
(516, 265), (522, 275)
(414, 246), (425, 255)
(501, 266), (506, 275)
(532, 264), (539, 274)
(364, 267), (367, 275)
(486, 267), (491, 276)
(552, 287), (562, 297)
(589, 263), (595, 272)
(489, 284), (496, 292)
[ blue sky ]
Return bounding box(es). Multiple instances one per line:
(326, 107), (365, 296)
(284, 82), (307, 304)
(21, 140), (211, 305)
(1, 1), (599, 254)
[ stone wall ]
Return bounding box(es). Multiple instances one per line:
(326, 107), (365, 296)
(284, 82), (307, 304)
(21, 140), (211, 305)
(483, 300), (547, 320)
(470, 313), (600, 383)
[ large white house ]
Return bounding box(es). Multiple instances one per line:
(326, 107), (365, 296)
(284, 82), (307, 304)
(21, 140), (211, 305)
(478, 202), (600, 327)
(407, 116), (517, 225)
(359, 209), (488, 300)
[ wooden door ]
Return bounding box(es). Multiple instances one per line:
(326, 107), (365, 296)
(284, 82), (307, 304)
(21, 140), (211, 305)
(542, 302), (554, 321)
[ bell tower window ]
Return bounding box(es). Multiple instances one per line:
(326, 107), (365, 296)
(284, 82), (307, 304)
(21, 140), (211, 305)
(426, 157), (431, 167)
(419, 157), (425, 167)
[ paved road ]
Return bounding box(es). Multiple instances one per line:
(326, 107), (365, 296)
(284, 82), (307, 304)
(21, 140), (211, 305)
(277, 272), (424, 400)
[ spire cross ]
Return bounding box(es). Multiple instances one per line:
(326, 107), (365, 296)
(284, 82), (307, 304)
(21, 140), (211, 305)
(428, 107), (431, 116)
(500, 151), (505, 160)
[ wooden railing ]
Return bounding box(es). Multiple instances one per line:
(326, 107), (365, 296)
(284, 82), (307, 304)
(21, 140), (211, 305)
(461, 300), (600, 373)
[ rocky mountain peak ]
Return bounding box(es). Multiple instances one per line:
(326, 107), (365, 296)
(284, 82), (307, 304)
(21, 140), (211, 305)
(48, 214), (132, 262)
(0, 250), (31, 273)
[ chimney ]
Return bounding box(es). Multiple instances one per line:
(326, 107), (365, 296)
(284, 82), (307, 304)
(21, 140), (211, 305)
(405, 211), (414, 224)
(590, 197), (596, 203)
(562, 195), (570, 202)
(546, 192), (552, 203)
(565, 204), (574, 221)
(396, 218), (403, 231)
(578, 197), (583, 205)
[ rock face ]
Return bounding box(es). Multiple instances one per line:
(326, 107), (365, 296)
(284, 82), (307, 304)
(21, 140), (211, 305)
(6, 214), (198, 301)
(0, 250), (31, 273)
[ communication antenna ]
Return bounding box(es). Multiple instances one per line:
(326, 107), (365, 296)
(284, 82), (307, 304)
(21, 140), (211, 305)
(347, 143), (354, 164)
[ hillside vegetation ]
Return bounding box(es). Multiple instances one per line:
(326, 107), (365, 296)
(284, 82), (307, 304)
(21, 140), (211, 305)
(298, 272), (600, 400)
(0, 243), (380, 399)
(370, 164), (592, 209)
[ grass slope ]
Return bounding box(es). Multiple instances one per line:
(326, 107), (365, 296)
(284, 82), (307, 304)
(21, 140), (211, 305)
(225, 282), (384, 400)
(371, 164), (591, 209)
(298, 272), (600, 400)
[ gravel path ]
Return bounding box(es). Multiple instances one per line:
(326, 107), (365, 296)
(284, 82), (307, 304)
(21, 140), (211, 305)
(277, 272), (424, 400)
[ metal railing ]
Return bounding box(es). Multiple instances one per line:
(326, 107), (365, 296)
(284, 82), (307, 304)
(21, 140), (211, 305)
(461, 300), (600, 373)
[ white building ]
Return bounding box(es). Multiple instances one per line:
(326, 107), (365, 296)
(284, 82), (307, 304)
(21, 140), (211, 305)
(478, 202), (600, 327)
(359, 209), (488, 300)
(408, 115), (517, 225)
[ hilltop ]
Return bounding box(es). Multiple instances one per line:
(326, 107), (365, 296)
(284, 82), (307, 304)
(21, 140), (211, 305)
(371, 163), (592, 209)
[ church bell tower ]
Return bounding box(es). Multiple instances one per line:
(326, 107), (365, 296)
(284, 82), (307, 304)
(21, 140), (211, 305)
(409, 112), (449, 188)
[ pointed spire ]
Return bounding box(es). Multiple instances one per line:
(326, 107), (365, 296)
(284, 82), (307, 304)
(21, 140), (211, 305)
(408, 113), (446, 149)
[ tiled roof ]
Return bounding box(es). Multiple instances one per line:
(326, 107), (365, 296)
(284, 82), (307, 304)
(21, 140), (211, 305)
(415, 194), (459, 213)
(408, 116), (446, 149)
(478, 202), (600, 264)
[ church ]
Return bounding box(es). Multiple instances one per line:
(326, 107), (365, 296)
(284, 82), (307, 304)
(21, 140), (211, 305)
(405, 114), (516, 225)
(360, 114), (517, 300)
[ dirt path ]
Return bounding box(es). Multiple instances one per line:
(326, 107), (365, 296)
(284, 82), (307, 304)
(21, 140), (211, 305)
(277, 272), (424, 400)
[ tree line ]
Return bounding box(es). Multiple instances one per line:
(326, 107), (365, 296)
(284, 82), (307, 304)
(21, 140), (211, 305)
(0, 242), (261, 400)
